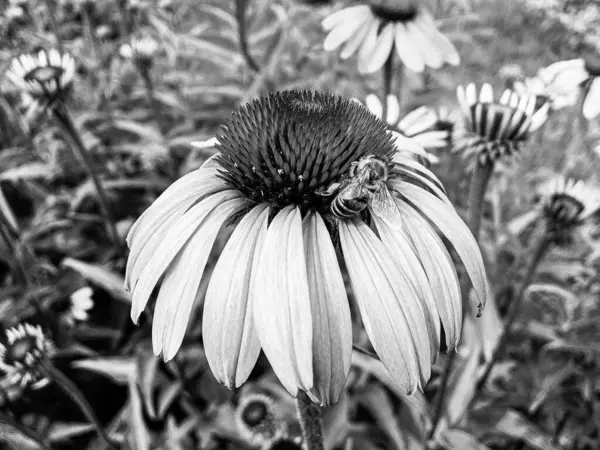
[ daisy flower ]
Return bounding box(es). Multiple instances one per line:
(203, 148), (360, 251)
(322, 1), (460, 74)
(456, 83), (549, 165)
(357, 93), (451, 162)
(125, 90), (487, 405)
(0, 323), (55, 390)
(512, 74), (578, 112)
(235, 393), (282, 444)
(536, 57), (600, 119)
(66, 286), (94, 324)
(5, 49), (75, 115)
(539, 176), (600, 243)
(120, 37), (159, 69)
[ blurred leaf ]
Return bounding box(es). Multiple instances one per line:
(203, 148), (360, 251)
(48, 423), (95, 442)
(0, 185), (19, 233)
(157, 382), (182, 419)
(127, 378), (151, 450)
(139, 351), (160, 419)
(72, 357), (136, 384)
(0, 422), (44, 450)
(0, 163), (55, 181)
(61, 258), (131, 303)
(438, 429), (491, 450)
(528, 363), (576, 414)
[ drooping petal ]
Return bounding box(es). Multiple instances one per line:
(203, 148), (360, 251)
(583, 77), (600, 120)
(152, 195), (245, 361)
(394, 23), (425, 72)
(340, 17), (373, 59)
(357, 18), (381, 74)
(125, 169), (226, 291)
(395, 201), (462, 348)
(418, 10), (460, 66)
(365, 93), (383, 119)
(302, 212), (352, 406)
(366, 23), (395, 74)
(203, 204), (270, 388)
(395, 182), (488, 314)
(390, 156), (451, 206)
(321, 5), (370, 31)
(339, 219), (431, 392)
(130, 190), (241, 322)
(386, 94), (401, 125)
(323, 15), (367, 51)
(252, 206), (313, 396)
(372, 215), (441, 362)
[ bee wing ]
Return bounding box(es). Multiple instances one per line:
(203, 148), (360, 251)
(342, 180), (368, 198)
(370, 184), (403, 227)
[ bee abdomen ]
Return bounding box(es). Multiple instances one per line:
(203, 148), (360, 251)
(331, 196), (369, 218)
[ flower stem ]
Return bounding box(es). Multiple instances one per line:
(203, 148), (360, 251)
(382, 53), (395, 124)
(53, 105), (121, 248)
(428, 158), (495, 440)
(140, 66), (162, 132)
(42, 362), (117, 450)
(296, 391), (324, 450)
(469, 236), (551, 404)
(235, 0), (260, 73)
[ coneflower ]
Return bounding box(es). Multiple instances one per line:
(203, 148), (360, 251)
(322, 0), (459, 74)
(126, 90), (488, 406)
(235, 393), (283, 444)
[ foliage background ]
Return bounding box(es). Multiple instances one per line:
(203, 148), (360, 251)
(1, 0), (600, 448)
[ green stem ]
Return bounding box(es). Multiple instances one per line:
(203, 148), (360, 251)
(428, 158), (495, 440)
(140, 66), (162, 132)
(296, 391), (324, 450)
(53, 105), (121, 248)
(42, 362), (117, 450)
(382, 52), (394, 124)
(469, 236), (551, 404)
(235, 0), (260, 72)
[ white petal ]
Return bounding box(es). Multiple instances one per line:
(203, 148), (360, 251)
(373, 215), (441, 363)
(407, 18), (443, 69)
(130, 190), (241, 322)
(465, 83), (477, 105)
(339, 219), (430, 392)
(418, 10), (460, 66)
(411, 131), (449, 149)
(394, 23), (425, 72)
(153, 196), (245, 361)
(303, 212), (352, 406)
(252, 206), (313, 396)
(530, 102), (550, 131)
(365, 93), (383, 119)
(322, 5), (370, 31)
(203, 204), (270, 388)
(583, 77), (600, 119)
(479, 83), (494, 103)
(390, 156), (451, 206)
(366, 23), (395, 74)
(357, 18), (383, 74)
(386, 95), (401, 125)
(399, 106), (437, 135)
(323, 15), (366, 51)
(340, 17), (373, 60)
(396, 182), (488, 314)
(190, 137), (219, 149)
(395, 202), (462, 348)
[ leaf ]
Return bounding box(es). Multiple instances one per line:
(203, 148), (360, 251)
(48, 423), (95, 442)
(438, 429), (491, 450)
(0, 163), (55, 181)
(0, 421), (44, 450)
(138, 351), (160, 419)
(528, 363), (576, 414)
(156, 382), (182, 419)
(72, 357), (136, 385)
(477, 409), (560, 450)
(128, 378), (151, 450)
(61, 258), (131, 303)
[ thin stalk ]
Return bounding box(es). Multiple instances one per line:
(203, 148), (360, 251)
(42, 362), (117, 449)
(428, 158), (495, 440)
(53, 105), (121, 248)
(140, 65), (162, 131)
(469, 236), (551, 404)
(382, 53), (394, 124)
(296, 391), (324, 450)
(235, 0), (260, 73)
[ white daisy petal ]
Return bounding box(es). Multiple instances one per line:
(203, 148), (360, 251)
(321, 5), (370, 31)
(398, 106), (437, 135)
(386, 95), (401, 125)
(408, 18), (443, 69)
(340, 17), (373, 59)
(479, 83), (494, 103)
(418, 10), (460, 66)
(365, 94), (383, 119)
(397, 182), (488, 314)
(203, 204), (270, 388)
(357, 18), (383, 74)
(583, 77), (600, 120)
(366, 23), (395, 74)
(394, 23), (425, 72)
(373, 215), (441, 362)
(411, 131), (449, 149)
(303, 212), (352, 406)
(252, 206), (313, 396)
(323, 16), (366, 51)
(130, 190), (241, 322)
(339, 219), (430, 392)
(154, 196), (245, 361)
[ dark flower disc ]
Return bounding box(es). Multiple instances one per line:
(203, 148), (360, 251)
(241, 399), (269, 427)
(215, 90), (396, 213)
(369, 0), (419, 22)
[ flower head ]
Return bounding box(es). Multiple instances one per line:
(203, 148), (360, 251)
(6, 49), (75, 114)
(236, 393), (282, 444)
(322, 1), (459, 74)
(536, 57), (600, 119)
(120, 37), (159, 69)
(456, 83), (549, 165)
(66, 286), (94, 324)
(125, 90), (488, 405)
(357, 93), (451, 163)
(0, 323), (55, 389)
(539, 176), (600, 243)
(513, 74), (577, 112)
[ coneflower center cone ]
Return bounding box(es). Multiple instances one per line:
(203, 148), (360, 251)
(25, 66), (64, 84)
(545, 193), (585, 228)
(215, 90), (396, 214)
(369, 0), (419, 22)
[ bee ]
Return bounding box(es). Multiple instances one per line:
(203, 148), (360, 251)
(321, 154), (402, 223)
